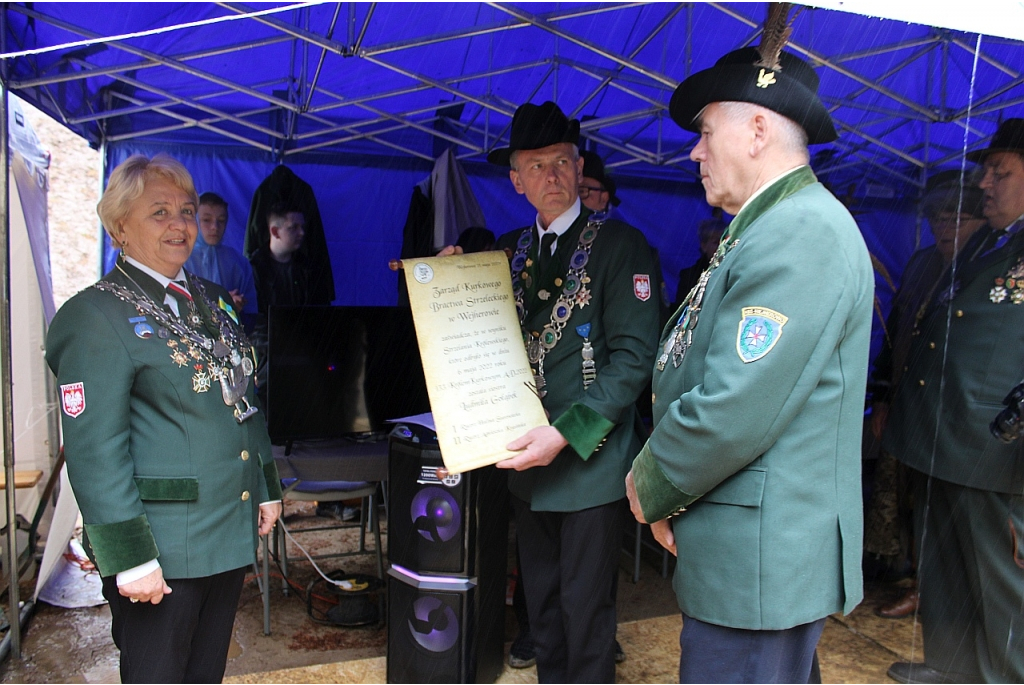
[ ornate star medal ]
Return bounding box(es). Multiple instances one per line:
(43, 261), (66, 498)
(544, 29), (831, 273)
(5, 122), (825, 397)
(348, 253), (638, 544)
(170, 349), (189, 367)
(991, 258), (1024, 304)
(192, 365), (211, 393)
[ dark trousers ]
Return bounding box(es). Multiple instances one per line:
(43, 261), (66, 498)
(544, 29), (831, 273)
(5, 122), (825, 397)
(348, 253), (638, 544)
(102, 566), (247, 684)
(512, 496), (622, 684)
(912, 471), (1024, 681)
(678, 614), (825, 683)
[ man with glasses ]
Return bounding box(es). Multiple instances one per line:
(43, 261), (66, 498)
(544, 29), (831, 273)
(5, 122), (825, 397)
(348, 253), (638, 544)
(885, 118), (1024, 684)
(579, 151), (620, 214)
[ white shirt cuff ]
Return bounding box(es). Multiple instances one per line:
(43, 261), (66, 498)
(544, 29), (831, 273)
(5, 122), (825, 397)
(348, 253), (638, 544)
(260, 500), (281, 506)
(116, 559), (160, 586)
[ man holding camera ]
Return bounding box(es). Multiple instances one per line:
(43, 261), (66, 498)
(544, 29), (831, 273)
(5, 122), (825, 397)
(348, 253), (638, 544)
(884, 118), (1024, 683)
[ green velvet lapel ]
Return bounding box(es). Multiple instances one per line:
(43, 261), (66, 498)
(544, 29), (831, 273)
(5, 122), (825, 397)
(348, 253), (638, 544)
(111, 258), (166, 304)
(725, 165), (817, 243)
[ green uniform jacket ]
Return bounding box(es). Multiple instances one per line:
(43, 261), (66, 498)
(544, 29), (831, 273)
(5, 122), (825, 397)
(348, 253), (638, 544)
(496, 209), (660, 512)
(45, 261), (283, 579)
(884, 225), (1024, 493)
(632, 168), (872, 630)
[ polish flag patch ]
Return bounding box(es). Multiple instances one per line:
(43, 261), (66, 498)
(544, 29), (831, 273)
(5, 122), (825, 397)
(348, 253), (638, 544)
(60, 382), (86, 418)
(633, 274), (652, 302)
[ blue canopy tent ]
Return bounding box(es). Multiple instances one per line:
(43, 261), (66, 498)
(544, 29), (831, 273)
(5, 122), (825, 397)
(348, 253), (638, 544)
(0, 0), (1022, 658)
(3, 2), (1023, 302)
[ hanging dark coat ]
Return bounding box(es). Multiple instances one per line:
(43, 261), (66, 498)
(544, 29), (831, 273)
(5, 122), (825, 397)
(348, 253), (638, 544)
(244, 165), (335, 305)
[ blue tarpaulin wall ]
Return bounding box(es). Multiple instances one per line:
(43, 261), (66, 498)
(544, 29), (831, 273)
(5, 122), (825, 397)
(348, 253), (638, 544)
(6, 2), (1021, 358)
(103, 140), (915, 363)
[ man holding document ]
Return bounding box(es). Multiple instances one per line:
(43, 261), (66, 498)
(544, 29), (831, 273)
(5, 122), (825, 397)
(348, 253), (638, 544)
(487, 101), (659, 683)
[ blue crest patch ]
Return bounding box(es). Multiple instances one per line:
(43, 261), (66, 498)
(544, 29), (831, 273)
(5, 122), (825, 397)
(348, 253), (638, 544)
(736, 307), (788, 363)
(575, 322), (591, 338)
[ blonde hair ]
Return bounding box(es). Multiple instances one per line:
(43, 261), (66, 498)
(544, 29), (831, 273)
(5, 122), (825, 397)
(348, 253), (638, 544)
(97, 154), (198, 244)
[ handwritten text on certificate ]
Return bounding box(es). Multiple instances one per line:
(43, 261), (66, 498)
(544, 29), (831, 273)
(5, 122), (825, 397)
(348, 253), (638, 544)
(405, 251), (548, 473)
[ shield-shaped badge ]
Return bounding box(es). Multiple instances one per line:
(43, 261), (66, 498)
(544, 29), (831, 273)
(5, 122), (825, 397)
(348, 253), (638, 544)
(633, 274), (651, 301)
(60, 382), (86, 418)
(736, 307), (788, 363)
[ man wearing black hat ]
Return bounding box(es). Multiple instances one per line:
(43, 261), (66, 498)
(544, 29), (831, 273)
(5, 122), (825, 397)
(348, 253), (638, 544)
(624, 30), (874, 683)
(884, 118), (1024, 684)
(579, 150), (620, 213)
(487, 101), (659, 683)
(865, 171), (986, 620)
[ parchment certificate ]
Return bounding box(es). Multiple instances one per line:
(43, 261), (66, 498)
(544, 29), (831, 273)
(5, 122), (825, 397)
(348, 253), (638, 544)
(404, 251), (549, 472)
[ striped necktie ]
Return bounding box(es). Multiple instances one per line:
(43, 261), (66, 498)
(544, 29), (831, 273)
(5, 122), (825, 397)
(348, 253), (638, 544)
(165, 280), (193, 317)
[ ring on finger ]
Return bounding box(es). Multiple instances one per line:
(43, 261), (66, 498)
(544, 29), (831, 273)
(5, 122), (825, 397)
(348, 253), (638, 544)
(130, 598), (139, 603)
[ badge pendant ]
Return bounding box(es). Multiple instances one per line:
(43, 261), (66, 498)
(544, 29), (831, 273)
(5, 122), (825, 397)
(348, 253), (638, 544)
(576, 322), (596, 389)
(672, 329), (691, 368)
(581, 340), (596, 389)
(533, 358), (548, 398)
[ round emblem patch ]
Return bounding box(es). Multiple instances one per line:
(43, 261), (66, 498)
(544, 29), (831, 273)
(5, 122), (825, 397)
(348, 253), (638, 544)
(412, 262), (434, 284)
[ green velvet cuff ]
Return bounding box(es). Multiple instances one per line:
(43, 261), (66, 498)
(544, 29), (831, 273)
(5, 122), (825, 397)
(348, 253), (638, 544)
(84, 515), (160, 578)
(263, 460), (283, 500)
(632, 444), (698, 522)
(134, 476), (198, 501)
(553, 402), (615, 461)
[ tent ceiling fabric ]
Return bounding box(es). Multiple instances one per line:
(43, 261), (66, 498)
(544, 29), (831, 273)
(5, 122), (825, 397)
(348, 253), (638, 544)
(3, 2), (1023, 192)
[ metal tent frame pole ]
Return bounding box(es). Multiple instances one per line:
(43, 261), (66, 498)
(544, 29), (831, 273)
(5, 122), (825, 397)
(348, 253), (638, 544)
(0, 77), (22, 660)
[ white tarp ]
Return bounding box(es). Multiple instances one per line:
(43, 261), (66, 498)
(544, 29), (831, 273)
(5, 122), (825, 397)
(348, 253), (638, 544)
(0, 97), (66, 602)
(2, 97), (56, 537)
(805, 1), (1024, 42)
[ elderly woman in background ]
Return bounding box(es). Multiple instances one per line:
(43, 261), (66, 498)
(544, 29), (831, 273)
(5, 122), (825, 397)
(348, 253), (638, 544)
(45, 154), (282, 683)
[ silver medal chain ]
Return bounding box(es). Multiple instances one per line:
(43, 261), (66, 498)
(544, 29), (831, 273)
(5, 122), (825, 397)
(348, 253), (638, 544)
(96, 270), (258, 423)
(510, 213), (605, 397)
(657, 238), (739, 371)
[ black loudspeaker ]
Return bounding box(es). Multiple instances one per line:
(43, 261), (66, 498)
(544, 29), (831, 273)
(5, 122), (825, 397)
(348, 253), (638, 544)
(388, 437), (508, 578)
(386, 437), (508, 684)
(386, 568), (504, 684)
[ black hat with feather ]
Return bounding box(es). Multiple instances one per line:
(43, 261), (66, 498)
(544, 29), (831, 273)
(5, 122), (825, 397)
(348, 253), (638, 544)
(669, 3), (836, 145)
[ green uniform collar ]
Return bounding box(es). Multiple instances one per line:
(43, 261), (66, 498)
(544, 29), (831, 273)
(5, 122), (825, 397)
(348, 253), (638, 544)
(725, 165), (817, 244)
(114, 258), (167, 304)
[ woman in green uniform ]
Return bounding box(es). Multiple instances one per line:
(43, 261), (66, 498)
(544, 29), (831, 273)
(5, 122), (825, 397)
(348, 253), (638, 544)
(46, 154), (282, 683)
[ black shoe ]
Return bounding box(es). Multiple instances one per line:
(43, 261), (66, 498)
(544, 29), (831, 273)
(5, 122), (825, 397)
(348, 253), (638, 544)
(509, 632), (536, 669)
(887, 662), (978, 684)
(614, 639), (625, 664)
